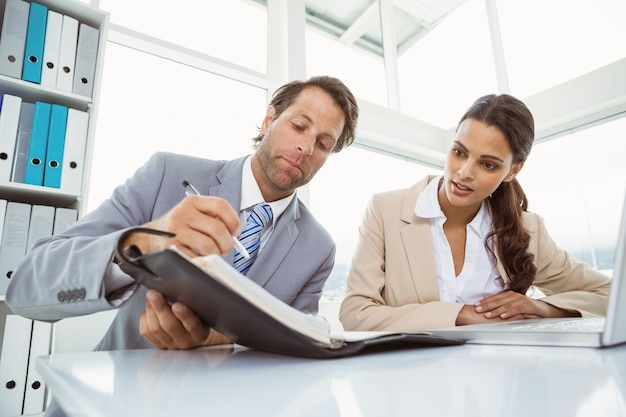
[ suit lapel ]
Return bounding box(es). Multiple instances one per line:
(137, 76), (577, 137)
(401, 177), (442, 302)
(207, 156), (247, 264)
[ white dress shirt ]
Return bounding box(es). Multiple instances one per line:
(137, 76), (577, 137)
(239, 156), (294, 252)
(106, 155), (295, 305)
(414, 176), (504, 303)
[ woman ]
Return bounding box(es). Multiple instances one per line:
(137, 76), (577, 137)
(339, 94), (611, 331)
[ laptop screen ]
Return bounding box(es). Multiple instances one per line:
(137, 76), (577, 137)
(602, 190), (626, 346)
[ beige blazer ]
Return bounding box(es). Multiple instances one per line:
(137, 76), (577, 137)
(340, 176), (612, 332)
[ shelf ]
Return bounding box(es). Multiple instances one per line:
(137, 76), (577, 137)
(0, 74), (92, 111)
(0, 1), (110, 414)
(0, 182), (81, 208)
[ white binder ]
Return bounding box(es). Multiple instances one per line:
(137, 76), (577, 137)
(40, 10), (64, 89)
(26, 204), (55, 250)
(10, 101), (35, 184)
(53, 207), (78, 234)
(55, 14), (79, 93)
(72, 23), (100, 97)
(0, 201), (30, 294)
(0, 0), (30, 78)
(0, 199), (7, 245)
(0, 94), (23, 182)
(22, 320), (52, 415)
(0, 314), (32, 416)
(60, 108), (89, 193)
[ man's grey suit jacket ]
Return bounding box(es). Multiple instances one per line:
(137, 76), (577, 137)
(7, 152), (336, 351)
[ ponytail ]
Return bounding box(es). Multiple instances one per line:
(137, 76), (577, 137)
(486, 179), (536, 293)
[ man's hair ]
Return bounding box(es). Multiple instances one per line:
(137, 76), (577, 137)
(252, 76), (359, 153)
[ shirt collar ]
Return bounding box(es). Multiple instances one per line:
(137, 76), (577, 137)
(469, 201), (491, 236)
(240, 155), (294, 223)
(414, 175), (491, 234)
(415, 175), (445, 219)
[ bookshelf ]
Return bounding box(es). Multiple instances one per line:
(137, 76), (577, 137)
(0, 0), (109, 415)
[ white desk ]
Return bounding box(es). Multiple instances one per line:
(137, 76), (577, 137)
(37, 344), (626, 417)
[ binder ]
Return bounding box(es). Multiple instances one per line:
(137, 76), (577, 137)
(22, 1), (48, 84)
(116, 228), (464, 359)
(0, 198), (6, 243)
(55, 14), (78, 93)
(0, 201), (30, 294)
(0, 314), (32, 416)
(22, 320), (52, 415)
(60, 108), (88, 193)
(52, 207), (77, 234)
(72, 23), (99, 97)
(0, 0), (30, 79)
(26, 204), (54, 250)
(0, 94), (22, 182)
(40, 10), (63, 88)
(10, 101), (35, 183)
(43, 104), (68, 188)
(24, 101), (51, 186)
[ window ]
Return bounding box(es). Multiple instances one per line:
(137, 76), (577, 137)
(98, 0), (267, 72)
(87, 0), (625, 293)
(497, 0), (626, 98)
(518, 117), (626, 276)
(396, 0), (498, 128)
(309, 146), (440, 299)
(306, 28), (388, 108)
(87, 43), (267, 211)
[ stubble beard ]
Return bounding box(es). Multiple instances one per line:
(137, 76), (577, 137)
(257, 146), (305, 196)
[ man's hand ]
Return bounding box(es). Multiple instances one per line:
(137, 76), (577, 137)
(124, 195), (242, 258)
(139, 289), (231, 350)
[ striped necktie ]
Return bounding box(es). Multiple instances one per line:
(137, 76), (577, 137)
(233, 203), (272, 275)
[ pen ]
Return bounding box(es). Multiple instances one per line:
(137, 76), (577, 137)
(182, 180), (250, 259)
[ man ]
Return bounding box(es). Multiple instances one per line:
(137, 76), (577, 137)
(7, 75), (359, 353)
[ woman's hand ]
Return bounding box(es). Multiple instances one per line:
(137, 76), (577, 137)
(456, 290), (580, 325)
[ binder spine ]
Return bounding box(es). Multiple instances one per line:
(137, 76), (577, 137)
(43, 104), (68, 188)
(0, 0), (30, 79)
(21, 1), (48, 84)
(0, 94), (23, 182)
(72, 23), (99, 97)
(24, 101), (51, 186)
(40, 10), (63, 88)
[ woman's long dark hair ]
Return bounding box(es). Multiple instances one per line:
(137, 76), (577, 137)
(458, 94), (536, 293)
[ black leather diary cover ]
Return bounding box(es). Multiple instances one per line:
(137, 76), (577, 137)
(115, 227), (464, 359)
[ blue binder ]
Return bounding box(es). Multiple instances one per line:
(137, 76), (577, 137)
(22, 2), (48, 84)
(24, 102), (51, 186)
(43, 104), (68, 188)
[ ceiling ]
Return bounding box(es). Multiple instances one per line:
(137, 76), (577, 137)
(253, 0), (467, 57)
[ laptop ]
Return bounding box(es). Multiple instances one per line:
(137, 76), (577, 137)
(428, 192), (626, 348)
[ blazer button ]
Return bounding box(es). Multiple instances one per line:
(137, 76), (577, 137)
(78, 288), (86, 300)
(57, 291), (67, 302)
